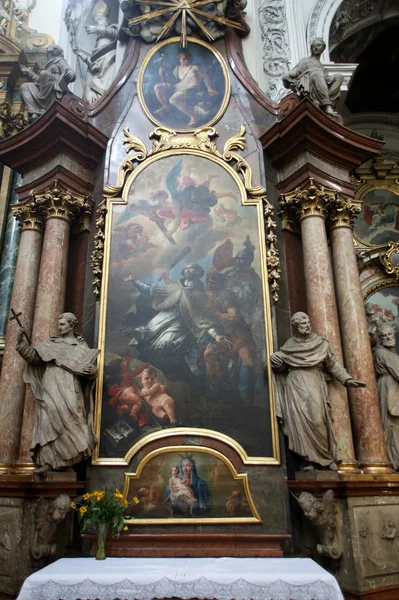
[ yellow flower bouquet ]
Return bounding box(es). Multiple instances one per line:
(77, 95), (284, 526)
(71, 488), (139, 559)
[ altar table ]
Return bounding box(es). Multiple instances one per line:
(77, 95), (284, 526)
(17, 557), (344, 600)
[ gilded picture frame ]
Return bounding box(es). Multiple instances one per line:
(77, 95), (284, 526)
(353, 182), (399, 249)
(92, 127), (280, 467)
(138, 37), (230, 133)
(122, 446), (262, 525)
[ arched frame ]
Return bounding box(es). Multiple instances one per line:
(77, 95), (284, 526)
(122, 445), (262, 525)
(92, 127), (280, 467)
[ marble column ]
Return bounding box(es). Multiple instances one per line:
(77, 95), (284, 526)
(0, 172), (22, 341)
(0, 201), (43, 467)
(330, 198), (392, 473)
(17, 182), (89, 464)
(280, 179), (358, 471)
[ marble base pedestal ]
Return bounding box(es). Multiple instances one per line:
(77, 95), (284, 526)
(289, 473), (399, 599)
(0, 472), (83, 599)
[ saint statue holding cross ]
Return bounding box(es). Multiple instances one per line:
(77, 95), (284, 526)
(15, 312), (98, 474)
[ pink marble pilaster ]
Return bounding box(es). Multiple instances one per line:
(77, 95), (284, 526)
(17, 215), (71, 464)
(330, 224), (391, 472)
(0, 224), (43, 465)
(300, 214), (357, 468)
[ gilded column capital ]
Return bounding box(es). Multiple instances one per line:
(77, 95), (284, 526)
(12, 201), (44, 232)
(34, 181), (90, 223)
(328, 196), (361, 230)
(279, 179), (337, 224)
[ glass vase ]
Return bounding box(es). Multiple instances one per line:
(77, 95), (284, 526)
(96, 522), (108, 560)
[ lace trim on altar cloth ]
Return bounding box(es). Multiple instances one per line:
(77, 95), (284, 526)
(18, 575), (343, 600)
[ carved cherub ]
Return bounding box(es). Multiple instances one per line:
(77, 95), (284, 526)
(31, 494), (71, 562)
(297, 490), (342, 560)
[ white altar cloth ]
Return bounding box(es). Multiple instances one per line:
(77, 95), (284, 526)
(17, 557), (344, 600)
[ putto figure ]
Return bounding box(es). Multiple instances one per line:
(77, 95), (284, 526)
(16, 312), (98, 474)
(282, 38), (343, 117)
(270, 312), (364, 470)
(374, 325), (399, 470)
(20, 45), (76, 122)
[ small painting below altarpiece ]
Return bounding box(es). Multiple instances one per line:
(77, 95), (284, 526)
(365, 285), (399, 352)
(138, 37), (230, 132)
(123, 448), (261, 524)
(354, 187), (399, 247)
(95, 146), (277, 464)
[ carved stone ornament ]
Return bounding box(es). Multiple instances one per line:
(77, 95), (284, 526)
(328, 195), (361, 229)
(297, 490), (343, 560)
(31, 494), (71, 562)
(11, 199), (44, 232)
(32, 180), (93, 223)
(91, 125), (280, 301)
(380, 243), (399, 279)
(0, 104), (28, 140)
(279, 178), (339, 223)
(65, 0), (118, 105)
(122, 0), (249, 47)
(258, 0), (290, 103)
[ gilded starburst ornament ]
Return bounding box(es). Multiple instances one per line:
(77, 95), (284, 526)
(128, 0), (247, 47)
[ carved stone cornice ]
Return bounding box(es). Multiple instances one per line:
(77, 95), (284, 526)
(329, 195), (361, 230)
(32, 181), (92, 224)
(279, 178), (337, 223)
(261, 99), (384, 173)
(0, 100), (108, 174)
(11, 200), (44, 232)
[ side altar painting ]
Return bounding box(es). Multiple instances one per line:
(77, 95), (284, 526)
(354, 188), (399, 246)
(123, 449), (261, 523)
(96, 150), (275, 461)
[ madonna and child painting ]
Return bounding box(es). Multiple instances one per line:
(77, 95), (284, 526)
(124, 451), (260, 523)
(98, 152), (274, 460)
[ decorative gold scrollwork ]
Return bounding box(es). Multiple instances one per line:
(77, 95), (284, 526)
(380, 242), (399, 279)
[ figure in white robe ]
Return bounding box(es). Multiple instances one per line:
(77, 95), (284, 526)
(270, 312), (364, 469)
(16, 313), (98, 474)
(374, 325), (399, 470)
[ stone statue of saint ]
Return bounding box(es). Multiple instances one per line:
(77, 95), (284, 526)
(374, 325), (399, 470)
(282, 38), (343, 117)
(20, 45), (76, 122)
(16, 312), (98, 475)
(270, 312), (365, 469)
(74, 0), (118, 104)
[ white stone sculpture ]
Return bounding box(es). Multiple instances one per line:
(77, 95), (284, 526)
(282, 38), (343, 116)
(16, 312), (98, 474)
(73, 0), (118, 104)
(270, 312), (364, 469)
(374, 325), (399, 470)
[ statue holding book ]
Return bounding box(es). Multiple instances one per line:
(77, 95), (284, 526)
(16, 312), (98, 474)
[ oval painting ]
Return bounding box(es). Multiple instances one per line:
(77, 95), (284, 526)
(138, 37), (230, 132)
(355, 188), (399, 246)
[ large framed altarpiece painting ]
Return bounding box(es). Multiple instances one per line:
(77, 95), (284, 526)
(92, 127), (279, 466)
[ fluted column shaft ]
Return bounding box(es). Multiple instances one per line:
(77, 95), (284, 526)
(330, 202), (391, 472)
(280, 181), (358, 470)
(0, 204), (43, 466)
